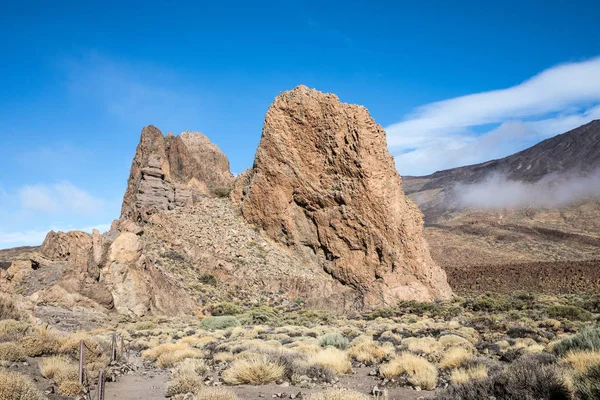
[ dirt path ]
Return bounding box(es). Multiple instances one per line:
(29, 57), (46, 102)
(100, 356), (169, 400)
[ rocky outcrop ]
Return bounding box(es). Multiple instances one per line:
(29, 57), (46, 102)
(40, 231), (93, 272)
(121, 126), (234, 222)
(233, 86), (452, 306)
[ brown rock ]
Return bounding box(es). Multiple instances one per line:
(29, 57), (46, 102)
(233, 85), (452, 306)
(40, 231), (92, 272)
(121, 126), (234, 222)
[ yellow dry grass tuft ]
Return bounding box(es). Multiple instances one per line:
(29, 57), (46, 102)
(450, 365), (489, 384)
(195, 387), (240, 400)
(439, 347), (473, 369)
(402, 337), (441, 355)
(142, 342), (189, 362)
(0, 370), (45, 400)
(309, 347), (352, 375)
(39, 356), (73, 379)
(562, 350), (600, 373)
(306, 388), (370, 400)
(348, 337), (393, 364)
(58, 380), (84, 396)
(0, 319), (30, 341)
(222, 354), (285, 385)
(0, 342), (26, 362)
(380, 352), (438, 389)
(156, 347), (205, 368)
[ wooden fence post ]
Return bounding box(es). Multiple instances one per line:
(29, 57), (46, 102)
(78, 340), (84, 385)
(110, 333), (117, 363)
(97, 370), (105, 400)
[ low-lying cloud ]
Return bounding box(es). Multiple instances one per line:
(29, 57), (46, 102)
(454, 170), (600, 209)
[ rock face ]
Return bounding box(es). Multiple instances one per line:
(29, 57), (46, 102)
(121, 126), (234, 222)
(40, 231), (93, 272)
(234, 86), (452, 306)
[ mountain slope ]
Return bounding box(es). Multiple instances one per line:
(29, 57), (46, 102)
(403, 120), (600, 295)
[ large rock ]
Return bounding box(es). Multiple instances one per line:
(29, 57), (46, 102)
(40, 231), (92, 272)
(233, 86), (452, 306)
(121, 126), (234, 222)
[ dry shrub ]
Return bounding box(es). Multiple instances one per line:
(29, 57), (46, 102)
(438, 334), (473, 350)
(439, 347), (473, 369)
(0, 342), (25, 361)
(402, 336), (440, 355)
(306, 388), (370, 400)
(195, 387), (240, 400)
(58, 380), (84, 396)
(0, 295), (24, 321)
(54, 363), (79, 385)
(380, 352), (438, 389)
(58, 333), (107, 363)
(142, 342), (189, 362)
(167, 360), (204, 396)
(157, 347), (204, 368)
(214, 351), (235, 363)
(177, 358), (207, 375)
(19, 329), (59, 356)
(563, 350), (600, 373)
(450, 365), (489, 384)
(222, 354), (285, 385)
(39, 355), (73, 379)
(308, 347), (352, 375)
(0, 319), (30, 342)
(348, 337), (392, 364)
(0, 370), (45, 400)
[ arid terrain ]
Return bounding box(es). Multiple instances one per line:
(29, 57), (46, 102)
(1, 90), (599, 400)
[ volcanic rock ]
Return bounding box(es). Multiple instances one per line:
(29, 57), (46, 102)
(233, 85), (452, 306)
(121, 126), (234, 222)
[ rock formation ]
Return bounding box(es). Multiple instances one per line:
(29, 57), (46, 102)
(121, 126), (234, 222)
(233, 86), (452, 306)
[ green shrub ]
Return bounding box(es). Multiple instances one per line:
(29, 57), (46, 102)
(365, 308), (394, 320)
(546, 305), (593, 321)
(575, 364), (600, 400)
(553, 325), (600, 356)
(199, 274), (217, 286)
(200, 316), (240, 331)
(213, 187), (232, 198)
(212, 302), (244, 316)
(133, 321), (156, 330)
(319, 333), (349, 350)
(240, 306), (280, 325)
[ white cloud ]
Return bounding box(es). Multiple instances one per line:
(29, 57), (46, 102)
(18, 182), (104, 215)
(387, 57), (600, 176)
(0, 223), (112, 249)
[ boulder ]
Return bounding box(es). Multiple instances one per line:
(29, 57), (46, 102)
(233, 86), (452, 306)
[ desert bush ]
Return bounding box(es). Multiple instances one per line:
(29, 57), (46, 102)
(402, 336), (441, 355)
(450, 365), (488, 384)
(365, 307), (394, 320)
(574, 364), (600, 400)
(281, 310), (333, 327)
(156, 347), (204, 368)
(58, 380), (84, 396)
(553, 325), (600, 356)
(212, 302), (245, 316)
(436, 356), (571, 400)
(306, 388), (370, 400)
(547, 305), (593, 321)
(397, 300), (461, 319)
(133, 321), (156, 330)
(213, 187), (233, 198)
(240, 306), (281, 325)
(0, 319), (30, 342)
(0, 342), (26, 361)
(19, 329), (60, 356)
(562, 350), (600, 373)
(54, 363), (79, 385)
(0, 370), (45, 400)
(348, 337), (391, 364)
(198, 273), (217, 286)
(39, 356), (74, 379)
(195, 387), (239, 400)
(167, 360), (204, 396)
(222, 354), (284, 385)
(58, 333), (108, 364)
(380, 352), (438, 389)
(0, 295), (24, 321)
(200, 316), (241, 331)
(309, 347), (351, 375)
(319, 333), (349, 350)
(439, 347), (473, 369)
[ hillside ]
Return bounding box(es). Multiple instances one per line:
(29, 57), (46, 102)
(404, 120), (600, 294)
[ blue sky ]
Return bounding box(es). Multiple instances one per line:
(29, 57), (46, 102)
(2, 0), (600, 248)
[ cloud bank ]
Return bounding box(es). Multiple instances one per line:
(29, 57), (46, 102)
(387, 57), (600, 176)
(454, 170), (600, 209)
